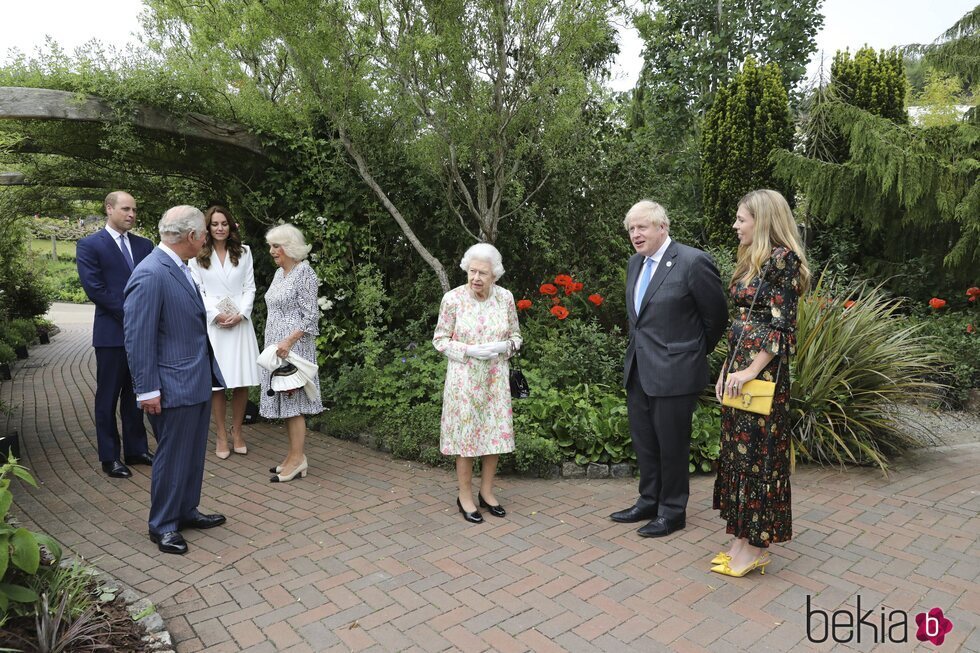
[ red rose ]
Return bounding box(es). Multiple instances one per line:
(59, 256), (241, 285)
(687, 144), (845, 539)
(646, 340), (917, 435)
(516, 299), (532, 310)
(929, 298), (947, 310)
(554, 274), (574, 287)
(844, 300), (855, 309)
(588, 294), (604, 306)
(540, 284), (558, 296)
(550, 305), (569, 320)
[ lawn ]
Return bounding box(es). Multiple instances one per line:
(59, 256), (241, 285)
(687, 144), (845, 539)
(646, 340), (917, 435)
(30, 238), (77, 259)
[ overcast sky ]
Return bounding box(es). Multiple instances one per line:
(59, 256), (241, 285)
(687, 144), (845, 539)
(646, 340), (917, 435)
(0, 0), (975, 93)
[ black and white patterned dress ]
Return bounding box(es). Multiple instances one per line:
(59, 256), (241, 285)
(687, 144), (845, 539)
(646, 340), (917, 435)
(259, 260), (324, 418)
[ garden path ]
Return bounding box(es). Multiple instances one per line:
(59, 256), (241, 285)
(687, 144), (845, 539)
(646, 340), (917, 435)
(1, 303), (978, 652)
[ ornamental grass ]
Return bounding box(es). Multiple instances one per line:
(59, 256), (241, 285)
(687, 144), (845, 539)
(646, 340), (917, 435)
(790, 274), (946, 471)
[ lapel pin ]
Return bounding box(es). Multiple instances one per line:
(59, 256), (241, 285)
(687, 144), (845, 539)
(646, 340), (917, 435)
(666, 261), (672, 267)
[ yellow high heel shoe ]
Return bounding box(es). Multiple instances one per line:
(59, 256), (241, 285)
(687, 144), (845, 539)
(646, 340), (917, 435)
(710, 552), (732, 565)
(710, 555), (770, 577)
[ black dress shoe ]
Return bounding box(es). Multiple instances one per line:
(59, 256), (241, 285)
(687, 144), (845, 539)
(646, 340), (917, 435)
(178, 513), (226, 530)
(457, 498), (484, 524)
(101, 460), (132, 478)
(478, 493), (506, 518)
(609, 504), (658, 523)
(637, 514), (686, 538)
(149, 531), (188, 554)
(124, 452), (154, 466)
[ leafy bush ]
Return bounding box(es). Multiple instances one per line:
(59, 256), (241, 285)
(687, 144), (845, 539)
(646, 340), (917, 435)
(1, 454), (64, 624)
(690, 403), (721, 473)
(790, 275), (947, 469)
(907, 292), (979, 408)
(371, 403), (450, 470)
(511, 430), (562, 477)
(0, 341), (15, 364)
(517, 382), (632, 465)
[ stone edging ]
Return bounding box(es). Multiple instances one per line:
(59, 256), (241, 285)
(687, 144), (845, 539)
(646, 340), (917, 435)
(86, 563), (175, 652)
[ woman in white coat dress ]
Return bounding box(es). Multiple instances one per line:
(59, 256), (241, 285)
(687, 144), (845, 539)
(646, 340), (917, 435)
(189, 205), (261, 459)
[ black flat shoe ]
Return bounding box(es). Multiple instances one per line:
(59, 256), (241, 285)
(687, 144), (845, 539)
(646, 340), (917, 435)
(457, 498), (484, 524)
(124, 452), (154, 466)
(478, 493), (506, 518)
(637, 514), (686, 538)
(149, 531), (188, 555)
(609, 504), (658, 523)
(178, 512), (226, 530)
(101, 460), (132, 478)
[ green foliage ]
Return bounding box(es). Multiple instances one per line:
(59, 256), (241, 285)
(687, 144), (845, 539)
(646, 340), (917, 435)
(789, 275), (947, 470)
(690, 403), (722, 474)
(510, 430), (562, 477)
(631, 0), (822, 139)
(910, 306), (980, 408)
(0, 342), (14, 365)
(831, 48), (907, 126)
(0, 454), (64, 622)
(372, 403), (450, 470)
(518, 383), (631, 465)
(775, 40), (978, 300)
(28, 559), (98, 622)
(701, 56), (794, 248)
(916, 70), (970, 127)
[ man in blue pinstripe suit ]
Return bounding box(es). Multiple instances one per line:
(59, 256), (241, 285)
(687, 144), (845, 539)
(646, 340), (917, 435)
(123, 205), (227, 555)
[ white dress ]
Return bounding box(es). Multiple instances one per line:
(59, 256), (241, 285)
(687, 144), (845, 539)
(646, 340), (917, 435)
(189, 245), (261, 388)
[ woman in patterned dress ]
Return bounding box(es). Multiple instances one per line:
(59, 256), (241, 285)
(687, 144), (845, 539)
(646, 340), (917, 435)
(189, 205), (261, 460)
(712, 189), (810, 577)
(261, 224), (323, 483)
(433, 244), (522, 524)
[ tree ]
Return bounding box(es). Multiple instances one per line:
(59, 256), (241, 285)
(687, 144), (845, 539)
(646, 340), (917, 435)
(630, 0), (823, 138)
(701, 56), (793, 248)
(772, 10), (980, 297)
(145, 0), (620, 292)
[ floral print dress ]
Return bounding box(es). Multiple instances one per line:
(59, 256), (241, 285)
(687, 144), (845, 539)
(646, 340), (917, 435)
(433, 285), (522, 457)
(713, 247), (802, 547)
(259, 261), (324, 419)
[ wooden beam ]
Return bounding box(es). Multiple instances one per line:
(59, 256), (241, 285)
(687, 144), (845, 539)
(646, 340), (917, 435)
(1, 172), (109, 188)
(0, 87), (266, 156)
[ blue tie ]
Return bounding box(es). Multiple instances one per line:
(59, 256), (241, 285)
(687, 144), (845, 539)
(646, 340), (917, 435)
(635, 257), (653, 310)
(118, 234), (135, 270)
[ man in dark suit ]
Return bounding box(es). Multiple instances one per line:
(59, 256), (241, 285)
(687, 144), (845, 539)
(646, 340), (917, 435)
(611, 200), (728, 537)
(124, 205), (227, 555)
(76, 191), (155, 478)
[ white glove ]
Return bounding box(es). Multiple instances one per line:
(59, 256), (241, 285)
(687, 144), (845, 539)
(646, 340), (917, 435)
(465, 344), (498, 360)
(485, 341), (511, 355)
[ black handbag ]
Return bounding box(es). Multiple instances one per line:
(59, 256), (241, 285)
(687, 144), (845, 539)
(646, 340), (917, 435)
(509, 356), (530, 399)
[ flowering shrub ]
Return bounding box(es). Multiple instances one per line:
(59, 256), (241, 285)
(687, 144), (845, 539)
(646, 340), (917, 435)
(518, 274), (604, 322)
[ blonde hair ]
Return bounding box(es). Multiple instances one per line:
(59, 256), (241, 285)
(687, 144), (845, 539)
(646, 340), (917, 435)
(732, 190), (811, 290)
(623, 200), (670, 231)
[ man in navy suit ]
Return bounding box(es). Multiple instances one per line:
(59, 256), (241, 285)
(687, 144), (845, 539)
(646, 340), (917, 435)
(124, 205), (227, 555)
(611, 200), (728, 538)
(76, 191), (155, 478)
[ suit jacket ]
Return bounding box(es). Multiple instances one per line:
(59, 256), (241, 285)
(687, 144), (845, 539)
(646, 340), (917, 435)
(623, 240), (728, 396)
(123, 248), (225, 408)
(76, 228), (154, 347)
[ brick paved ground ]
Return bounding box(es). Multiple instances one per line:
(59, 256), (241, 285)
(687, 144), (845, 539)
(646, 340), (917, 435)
(1, 307), (978, 652)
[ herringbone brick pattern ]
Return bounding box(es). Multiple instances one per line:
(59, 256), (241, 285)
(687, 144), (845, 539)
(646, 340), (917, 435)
(1, 310), (977, 652)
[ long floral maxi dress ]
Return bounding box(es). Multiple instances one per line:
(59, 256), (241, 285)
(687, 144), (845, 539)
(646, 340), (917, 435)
(433, 284), (523, 457)
(259, 260), (324, 419)
(713, 246), (802, 547)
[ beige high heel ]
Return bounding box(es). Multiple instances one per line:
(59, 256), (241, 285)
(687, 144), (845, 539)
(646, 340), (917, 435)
(270, 456), (307, 483)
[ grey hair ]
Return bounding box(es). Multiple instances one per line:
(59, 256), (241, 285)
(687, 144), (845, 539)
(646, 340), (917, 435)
(623, 200), (670, 231)
(459, 243), (505, 280)
(266, 224), (312, 261)
(158, 205), (206, 245)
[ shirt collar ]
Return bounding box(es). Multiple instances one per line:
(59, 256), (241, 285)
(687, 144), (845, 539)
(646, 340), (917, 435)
(104, 224), (127, 240)
(158, 243), (187, 267)
(647, 236), (672, 264)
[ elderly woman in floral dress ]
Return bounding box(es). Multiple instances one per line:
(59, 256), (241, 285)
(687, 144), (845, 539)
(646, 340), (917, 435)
(433, 243), (522, 524)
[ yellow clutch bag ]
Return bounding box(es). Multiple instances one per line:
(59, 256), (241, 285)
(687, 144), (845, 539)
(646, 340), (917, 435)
(721, 379), (776, 415)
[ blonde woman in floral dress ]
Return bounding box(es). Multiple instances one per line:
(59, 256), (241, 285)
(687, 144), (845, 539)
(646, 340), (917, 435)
(433, 244), (522, 524)
(712, 189), (810, 577)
